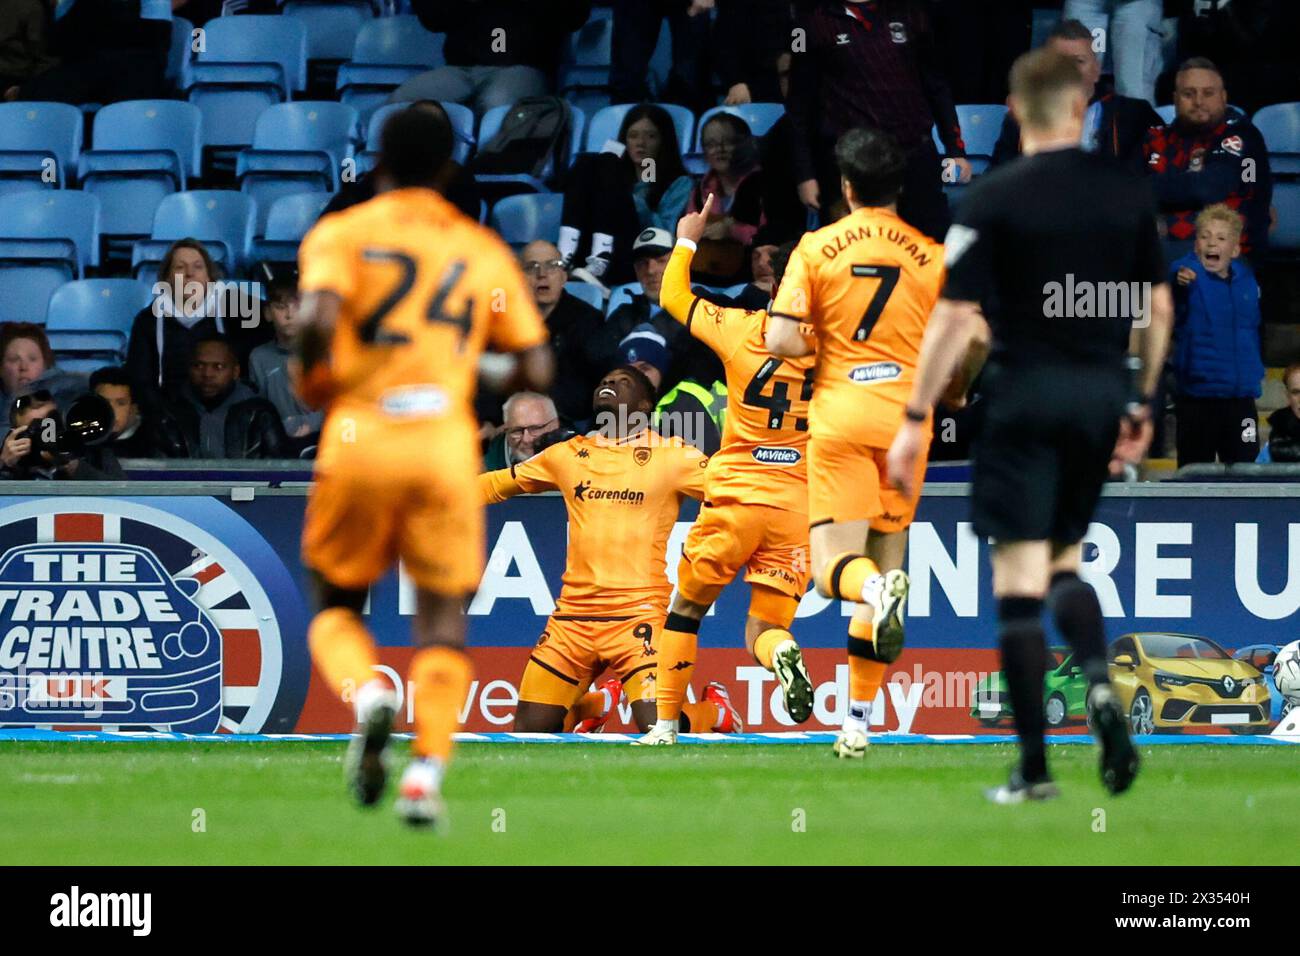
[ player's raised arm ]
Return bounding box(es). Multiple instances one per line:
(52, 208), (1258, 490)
(661, 194), (714, 326)
(765, 241), (814, 358)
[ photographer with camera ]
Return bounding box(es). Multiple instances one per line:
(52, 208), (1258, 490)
(0, 390), (124, 480)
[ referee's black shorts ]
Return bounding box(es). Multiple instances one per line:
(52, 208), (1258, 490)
(970, 360), (1128, 545)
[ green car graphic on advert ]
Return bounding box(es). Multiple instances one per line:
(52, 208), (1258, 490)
(971, 647), (1089, 728)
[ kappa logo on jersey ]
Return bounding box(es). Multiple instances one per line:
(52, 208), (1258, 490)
(848, 362), (903, 384)
(752, 446), (803, 466)
(1221, 135), (1243, 156)
(0, 543), (222, 732)
(943, 224), (979, 268)
(836, 33), (850, 45)
(888, 21), (908, 43)
(571, 481), (646, 505)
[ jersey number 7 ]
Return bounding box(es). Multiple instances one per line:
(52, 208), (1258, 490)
(358, 249), (474, 348)
(850, 264), (900, 342)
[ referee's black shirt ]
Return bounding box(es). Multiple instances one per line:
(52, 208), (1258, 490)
(941, 148), (1165, 367)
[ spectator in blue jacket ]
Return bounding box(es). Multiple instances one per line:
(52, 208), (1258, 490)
(1170, 204), (1265, 467)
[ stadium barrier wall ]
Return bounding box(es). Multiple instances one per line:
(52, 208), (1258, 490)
(0, 482), (1294, 736)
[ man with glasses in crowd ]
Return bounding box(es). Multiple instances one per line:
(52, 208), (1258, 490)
(519, 240), (606, 426)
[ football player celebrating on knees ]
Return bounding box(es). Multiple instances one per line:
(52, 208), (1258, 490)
(766, 127), (988, 759)
(295, 107), (553, 828)
(481, 366), (742, 736)
(636, 196), (817, 746)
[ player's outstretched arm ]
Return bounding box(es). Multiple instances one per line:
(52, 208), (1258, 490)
(660, 195), (714, 327)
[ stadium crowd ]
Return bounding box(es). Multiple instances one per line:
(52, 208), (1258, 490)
(0, 0), (1298, 474)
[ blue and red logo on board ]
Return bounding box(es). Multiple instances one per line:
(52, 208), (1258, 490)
(0, 499), (300, 734)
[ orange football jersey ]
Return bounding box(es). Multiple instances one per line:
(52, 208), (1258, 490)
(771, 206), (945, 447)
(481, 430), (707, 615)
(659, 243), (814, 513)
(297, 187), (546, 425)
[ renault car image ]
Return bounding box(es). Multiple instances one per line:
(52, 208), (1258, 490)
(1108, 633), (1272, 735)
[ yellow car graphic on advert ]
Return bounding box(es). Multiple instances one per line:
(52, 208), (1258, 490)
(1107, 633), (1273, 735)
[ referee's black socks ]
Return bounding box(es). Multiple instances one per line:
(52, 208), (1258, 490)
(1047, 571), (1110, 685)
(998, 596), (1049, 782)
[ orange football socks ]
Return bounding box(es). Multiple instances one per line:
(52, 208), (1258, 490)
(409, 646), (474, 762)
(307, 608), (380, 706)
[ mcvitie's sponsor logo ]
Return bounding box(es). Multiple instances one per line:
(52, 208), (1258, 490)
(848, 362), (902, 384)
(752, 446), (803, 466)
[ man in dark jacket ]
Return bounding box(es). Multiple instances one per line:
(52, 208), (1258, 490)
(6, 0), (168, 106)
(992, 19), (1161, 170)
(392, 0), (591, 115)
(785, 0), (970, 238)
(156, 337), (290, 460)
(520, 240), (605, 425)
(1142, 57), (1273, 260)
(91, 366), (156, 458)
(1267, 365), (1300, 464)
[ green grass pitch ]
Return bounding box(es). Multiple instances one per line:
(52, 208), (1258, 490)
(1, 742), (1295, 865)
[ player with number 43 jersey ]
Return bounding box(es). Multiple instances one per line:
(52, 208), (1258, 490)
(767, 128), (984, 759)
(636, 194), (819, 747)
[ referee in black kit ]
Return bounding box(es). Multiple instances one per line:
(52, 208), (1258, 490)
(886, 48), (1174, 803)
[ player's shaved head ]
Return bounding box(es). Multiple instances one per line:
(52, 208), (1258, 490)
(379, 106), (454, 189)
(1009, 47), (1089, 132)
(835, 127), (906, 209)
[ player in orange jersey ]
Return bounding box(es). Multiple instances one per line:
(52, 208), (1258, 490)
(481, 365), (743, 736)
(295, 107), (553, 827)
(766, 128), (987, 758)
(636, 195), (818, 746)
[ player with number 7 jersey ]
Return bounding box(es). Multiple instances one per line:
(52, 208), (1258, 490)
(635, 195), (820, 746)
(766, 128), (952, 758)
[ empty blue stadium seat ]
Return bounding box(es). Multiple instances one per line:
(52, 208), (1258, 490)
(337, 16), (445, 122)
(78, 102), (204, 238)
(1254, 102), (1300, 176)
(0, 102), (83, 192)
(1156, 104), (1176, 125)
(45, 279), (153, 359)
(955, 104), (1008, 173)
(585, 104), (693, 154)
(186, 17), (307, 153)
(167, 17), (195, 92)
(560, 8), (613, 98)
(132, 191), (257, 279)
(192, 16), (308, 94)
(236, 102), (357, 232)
(254, 192), (332, 262)
(564, 281), (605, 311)
(283, 3), (371, 61)
(694, 104), (785, 149)
(1271, 181), (1300, 253)
(0, 192), (101, 322)
(490, 193), (564, 248)
(605, 282), (643, 316)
